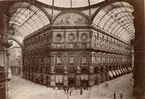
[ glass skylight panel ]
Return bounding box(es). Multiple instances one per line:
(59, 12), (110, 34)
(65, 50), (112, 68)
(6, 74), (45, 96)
(82, 10), (90, 16)
(36, 11), (45, 18)
(20, 26), (29, 36)
(102, 15), (111, 22)
(119, 30), (126, 38)
(72, 0), (89, 7)
(112, 25), (121, 35)
(90, 0), (105, 5)
(108, 21), (117, 32)
(16, 9), (34, 26)
(34, 18), (44, 28)
(24, 23), (34, 34)
(104, 19), (114, 30)
(37, 0), (53, 5)
(28, 19), (39, 30)
(99, 18), (109, 28)
(18, 27), (26, 34)
(15, 12), (22, 18)
(54, 0), (71, 8)
(37, 0), (105, 8)
(40, 16), (50, 25)
(43, 7), (52, 15)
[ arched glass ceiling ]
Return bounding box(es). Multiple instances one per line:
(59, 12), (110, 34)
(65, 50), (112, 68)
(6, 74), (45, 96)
(9, 2), (50, 37)
(92, 1), (135, 44)
(37, 0), (105, 8)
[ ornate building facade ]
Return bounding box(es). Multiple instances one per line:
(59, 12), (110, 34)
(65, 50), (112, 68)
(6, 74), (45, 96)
(22, 1), (133, 87)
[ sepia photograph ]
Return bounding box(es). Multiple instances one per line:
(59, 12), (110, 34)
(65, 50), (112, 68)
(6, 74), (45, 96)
(0, 0), (144, 99)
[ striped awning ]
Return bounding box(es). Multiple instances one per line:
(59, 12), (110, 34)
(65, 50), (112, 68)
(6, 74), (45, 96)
(111, 70), (116, 76)
(108, 71), (113, 78)
(81, 75), (88, 80)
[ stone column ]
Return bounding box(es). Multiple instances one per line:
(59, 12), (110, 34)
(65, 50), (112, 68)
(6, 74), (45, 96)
(76, 55), (81, 87)
(63, 54), (68, 86)
(50, 55), (56, 87)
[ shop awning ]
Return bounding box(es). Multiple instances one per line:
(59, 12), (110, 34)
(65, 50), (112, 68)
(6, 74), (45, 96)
(116, 70), (120, 75)
(123, 68), (126, 73)
(125, 68), (128, 72)
(81, 75), (88, 80)
(56, 75), (63, 83)
(111, 70), (116, 77)
(108, 71), (113, 78)
(118, 69), (122, 74)
(120, 69), (124, 73)
(115, 70), (119, 75)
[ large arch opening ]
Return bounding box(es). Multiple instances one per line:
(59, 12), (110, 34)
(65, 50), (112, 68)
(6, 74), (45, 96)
(8, 40), (22, 77)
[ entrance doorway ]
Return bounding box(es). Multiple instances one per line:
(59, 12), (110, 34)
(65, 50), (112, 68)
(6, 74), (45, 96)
(68, 74), (76, 87)
(80, 75), (89, 89)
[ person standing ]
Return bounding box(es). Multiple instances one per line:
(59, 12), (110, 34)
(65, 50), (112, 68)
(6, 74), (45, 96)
(120, 93), (123, 99)
(80, 88), (83, 95)
(114, 92), (116, 99)
(67, 87), (69, 93)
(70, 89), (72, 96)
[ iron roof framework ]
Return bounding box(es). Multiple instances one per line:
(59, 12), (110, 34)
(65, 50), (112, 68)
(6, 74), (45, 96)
(92, 1), (135, 44)
(37, 0), (105, 8)
(9, 2), (50, 37)
(8, 1), (135, 44)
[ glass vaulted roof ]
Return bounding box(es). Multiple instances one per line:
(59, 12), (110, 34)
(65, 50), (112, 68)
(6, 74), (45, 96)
(9, 2), (50, 37)
(92, 1), (135, 43)
(8, 1), (135, 45)
(37, 0), (105, 8)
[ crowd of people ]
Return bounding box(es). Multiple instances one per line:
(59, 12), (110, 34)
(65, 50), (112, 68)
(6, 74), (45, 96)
(54, 83), (124, 99)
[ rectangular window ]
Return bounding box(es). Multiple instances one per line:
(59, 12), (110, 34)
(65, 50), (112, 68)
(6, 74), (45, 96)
(69, 56), (74, 64)
(56, 56), (61, 64)
(82, 56), (87, 64)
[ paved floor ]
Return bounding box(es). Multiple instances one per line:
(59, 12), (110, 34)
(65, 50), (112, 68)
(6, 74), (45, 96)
(8, 74), (134, 99)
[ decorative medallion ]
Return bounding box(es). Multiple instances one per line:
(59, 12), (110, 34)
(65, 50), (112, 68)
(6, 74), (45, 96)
(81, 33), (87, 40)
(69, 33), (75, 41)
